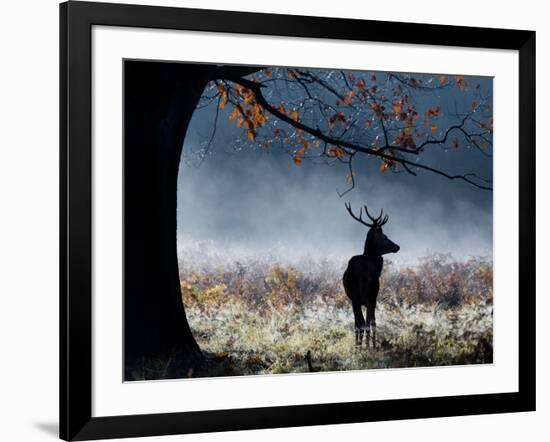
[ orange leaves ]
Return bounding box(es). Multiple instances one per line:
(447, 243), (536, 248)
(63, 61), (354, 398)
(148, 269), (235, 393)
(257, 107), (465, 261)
(225, 85), (270, 143)
(393, 129), (416, 149)
(425, 105), (441, 118)
(252, 103), (268, 127)
(343, 90), (355, 106)
(390, 99), (408, 115)
(456, 75), (469, 91)
(379, 158), (396, 173)
(328, 111), (347, 128)
(476, 116), (494, 132)
(328, 146), (345, 158)
(218, 71), (488, 176)
(422, 106), (441, 134)
(297, 138), (310, 149)
(274, 103), (299, 124)
(229, 107), (240, 122)
(379, 161), (390, 173)
(291, 136), (315, 166)
(237, 118), (251, 129)
(336, 111), (347, 123)
(230, 106), (252, 132)
(234, 85), (255, 104)
(217, 83), (228, 109)
(407, 110), (419, 127)
(369, 102), (385, 119)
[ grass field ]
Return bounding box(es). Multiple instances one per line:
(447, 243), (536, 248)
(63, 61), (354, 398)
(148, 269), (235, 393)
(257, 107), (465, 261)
(148, 248), (493, 379)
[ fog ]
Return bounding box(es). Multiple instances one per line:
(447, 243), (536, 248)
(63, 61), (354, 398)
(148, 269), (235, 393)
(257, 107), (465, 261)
(177, 69), (492, 267)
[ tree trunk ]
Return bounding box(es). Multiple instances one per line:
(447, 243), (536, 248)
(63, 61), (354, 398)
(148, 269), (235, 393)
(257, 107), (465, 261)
(123, 61), (211, 374)
(124, 61), (260, 378)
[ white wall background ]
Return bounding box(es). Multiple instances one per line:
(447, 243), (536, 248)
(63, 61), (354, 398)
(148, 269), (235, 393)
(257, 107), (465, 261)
(0, 0), (547, 441)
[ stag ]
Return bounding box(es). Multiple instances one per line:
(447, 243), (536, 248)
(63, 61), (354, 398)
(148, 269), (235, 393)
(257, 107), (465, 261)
(343, 202), (400, 348)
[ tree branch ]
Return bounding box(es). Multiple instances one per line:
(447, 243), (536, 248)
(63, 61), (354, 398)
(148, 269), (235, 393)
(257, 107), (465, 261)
(224, 76), (492, 191)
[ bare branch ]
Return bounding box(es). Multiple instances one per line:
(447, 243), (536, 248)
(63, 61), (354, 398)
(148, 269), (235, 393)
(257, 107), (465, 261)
(336, 155), (356, 197)
(197, 93), (222, 166)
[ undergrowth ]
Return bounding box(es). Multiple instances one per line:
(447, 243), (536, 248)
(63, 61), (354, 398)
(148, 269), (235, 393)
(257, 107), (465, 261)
(128, 252), (492, 380)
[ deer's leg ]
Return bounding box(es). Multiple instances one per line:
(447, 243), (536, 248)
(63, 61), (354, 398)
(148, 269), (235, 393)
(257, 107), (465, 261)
(366, 300), (375, 349)
(352, 298), (365, 349)
(367, 282), (380, 349)
(364, 324), (371, 349)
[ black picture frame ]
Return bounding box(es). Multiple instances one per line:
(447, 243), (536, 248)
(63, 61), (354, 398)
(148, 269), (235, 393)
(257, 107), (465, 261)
(60, 1), (536, 440)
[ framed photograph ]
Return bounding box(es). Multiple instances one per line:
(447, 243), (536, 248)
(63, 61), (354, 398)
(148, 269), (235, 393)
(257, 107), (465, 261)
(60, 1), (535, 440)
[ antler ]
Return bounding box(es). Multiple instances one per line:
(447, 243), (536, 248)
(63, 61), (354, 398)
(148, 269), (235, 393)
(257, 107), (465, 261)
(364, 204), (390, 226)
(346, 202), (389, 227)
(345, 202), (373, 227)
(363, 205), (382, 224)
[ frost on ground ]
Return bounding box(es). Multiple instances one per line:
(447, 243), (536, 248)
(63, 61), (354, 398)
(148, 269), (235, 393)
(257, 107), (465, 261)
(131, 241), (493, 380)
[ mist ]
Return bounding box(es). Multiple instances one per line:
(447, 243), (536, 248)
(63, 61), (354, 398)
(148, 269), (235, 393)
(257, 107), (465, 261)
(177, 141), (492, 267)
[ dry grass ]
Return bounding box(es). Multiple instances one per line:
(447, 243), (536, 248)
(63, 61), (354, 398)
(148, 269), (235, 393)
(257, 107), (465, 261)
(127, 251), (492, 380)
(131, 252), (491, 380)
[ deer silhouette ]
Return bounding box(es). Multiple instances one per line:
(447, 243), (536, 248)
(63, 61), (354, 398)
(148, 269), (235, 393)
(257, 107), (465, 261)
(343, 202), (400, 348)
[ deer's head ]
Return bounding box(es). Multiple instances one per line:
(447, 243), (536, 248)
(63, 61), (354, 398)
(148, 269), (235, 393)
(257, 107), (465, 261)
(345, 202), (400, 256)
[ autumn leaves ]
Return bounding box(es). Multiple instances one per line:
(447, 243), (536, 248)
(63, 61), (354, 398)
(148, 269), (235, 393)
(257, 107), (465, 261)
(209, 67), (493, 190)
(221, 83), (268, 142)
